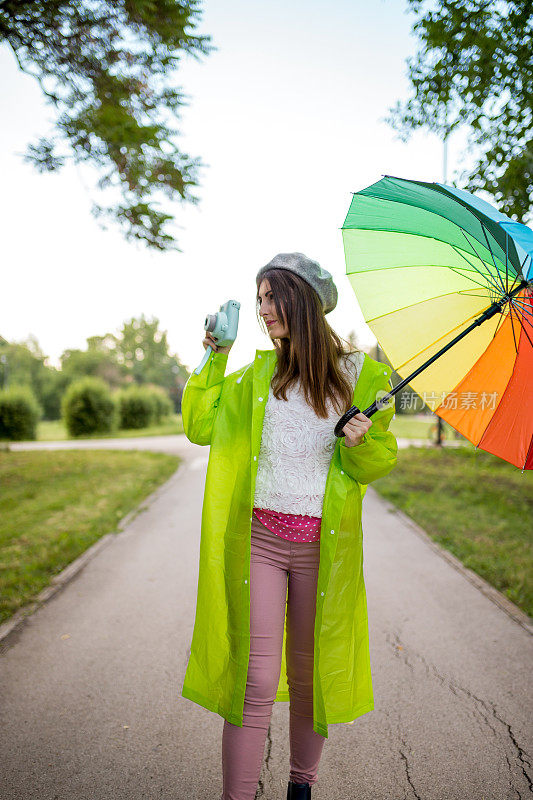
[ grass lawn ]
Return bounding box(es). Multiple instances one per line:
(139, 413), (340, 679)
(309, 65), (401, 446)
(33, 414), (184, 442)
(0, 449), (181, 624)
(372, 446), (533, 618)
(388, 414), (467, 442)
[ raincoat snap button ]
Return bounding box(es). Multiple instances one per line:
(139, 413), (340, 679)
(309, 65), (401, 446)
(340, 470), (344, 475)
(258, 396), (263, 401)
(320, 591), (324, 596)
(330, 529), (334, 535)
(258, 354), (262, 358)
(383, 370), (387, 375)
(253, 456), (257, 461)
(244, 579), (248, 584)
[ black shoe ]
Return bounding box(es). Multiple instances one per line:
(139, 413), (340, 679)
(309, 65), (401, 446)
(287, 780), (311, 799)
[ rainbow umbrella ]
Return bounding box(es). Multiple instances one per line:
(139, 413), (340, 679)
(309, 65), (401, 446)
(334, 175), (533, 471)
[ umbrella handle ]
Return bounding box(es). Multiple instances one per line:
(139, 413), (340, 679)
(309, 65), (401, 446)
(334, 396), (392, 437)
(334, 406), (361, 437)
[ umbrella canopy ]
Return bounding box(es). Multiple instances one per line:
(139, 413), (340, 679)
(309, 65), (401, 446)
(341, 175), (533, 470)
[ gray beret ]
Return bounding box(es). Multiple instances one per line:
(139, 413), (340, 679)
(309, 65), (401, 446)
(257, 252), (338, 314)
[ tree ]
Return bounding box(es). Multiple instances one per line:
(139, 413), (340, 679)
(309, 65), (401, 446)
(60, 341), (124, 389)
(0, 0), (213, 250)
(387, 0), (532, 222)
(0, 335), (68, 419)
(117, 314), (187, 389)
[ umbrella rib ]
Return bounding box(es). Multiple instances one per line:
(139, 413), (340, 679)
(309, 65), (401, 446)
(462, 230), (506, 295)
(508, 302), (520, 356)
(518, 316), (533, 347)
(452, 190), (524, 284)
(504, 264), (523, 295)
(509, 295), (533, 319)
(510, 301), (533, 349)
(505, 249), (530, 290)
(481, 223), (508, 294)
(460, 229), (506, 296)
(511, 311), (533, 325)
(519, 317), (533, 347)
(434, 260), (496, 289)
(450, 244), (504, 298)
(490, 307), (507, 341)
(455, 290), (504, 299)
(454, 289), (508, 299)
(511, 298), (533, 317)
(438, 262), (498, 292)
(510, 302), (533, 343)
(520, 252), (532, 282)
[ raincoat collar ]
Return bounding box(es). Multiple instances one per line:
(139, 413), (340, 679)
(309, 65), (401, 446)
(251, 347), (373, 404)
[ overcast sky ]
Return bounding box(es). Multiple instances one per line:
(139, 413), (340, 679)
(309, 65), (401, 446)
(0, 0), (466, 374)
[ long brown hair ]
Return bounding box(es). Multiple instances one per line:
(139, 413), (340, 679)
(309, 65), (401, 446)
(256, 268), (361, 418)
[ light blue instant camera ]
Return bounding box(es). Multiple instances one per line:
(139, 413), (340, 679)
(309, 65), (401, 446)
(193, 299), (241, 375)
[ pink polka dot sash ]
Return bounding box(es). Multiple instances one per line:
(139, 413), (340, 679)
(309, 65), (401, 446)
(252, 507), (321, 542)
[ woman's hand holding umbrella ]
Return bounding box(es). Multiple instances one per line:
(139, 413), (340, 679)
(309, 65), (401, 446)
(342, 412), (372, 447)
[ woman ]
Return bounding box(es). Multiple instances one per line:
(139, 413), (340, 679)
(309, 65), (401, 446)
(181, 252), (398, 800)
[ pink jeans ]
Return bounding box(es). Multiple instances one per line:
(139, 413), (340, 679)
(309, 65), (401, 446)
(221, 514), (326, 800)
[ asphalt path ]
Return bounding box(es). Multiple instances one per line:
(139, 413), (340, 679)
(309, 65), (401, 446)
(1, 435), (532, 799)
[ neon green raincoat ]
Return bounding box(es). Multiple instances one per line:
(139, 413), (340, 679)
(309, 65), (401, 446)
(181, 347), (397, 738)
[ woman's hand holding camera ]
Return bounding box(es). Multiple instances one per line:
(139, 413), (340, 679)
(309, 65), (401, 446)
(203, 331), (233, 354)
(342, 412), (372, 447)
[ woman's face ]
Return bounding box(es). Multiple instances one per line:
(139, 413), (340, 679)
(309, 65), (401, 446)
(258, 279), (289, 339)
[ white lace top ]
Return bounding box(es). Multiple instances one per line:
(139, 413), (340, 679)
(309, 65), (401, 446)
(253, 351), (365, 517)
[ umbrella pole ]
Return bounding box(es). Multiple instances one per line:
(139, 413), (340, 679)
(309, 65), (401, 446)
(334, 279), (530, 436)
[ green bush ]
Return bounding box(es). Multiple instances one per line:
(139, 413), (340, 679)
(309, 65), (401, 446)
(149, 386), (174, 423)
(117, 385), (158, 429)
(0, 385), (42, 440)
(62, 377), (117, 437)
